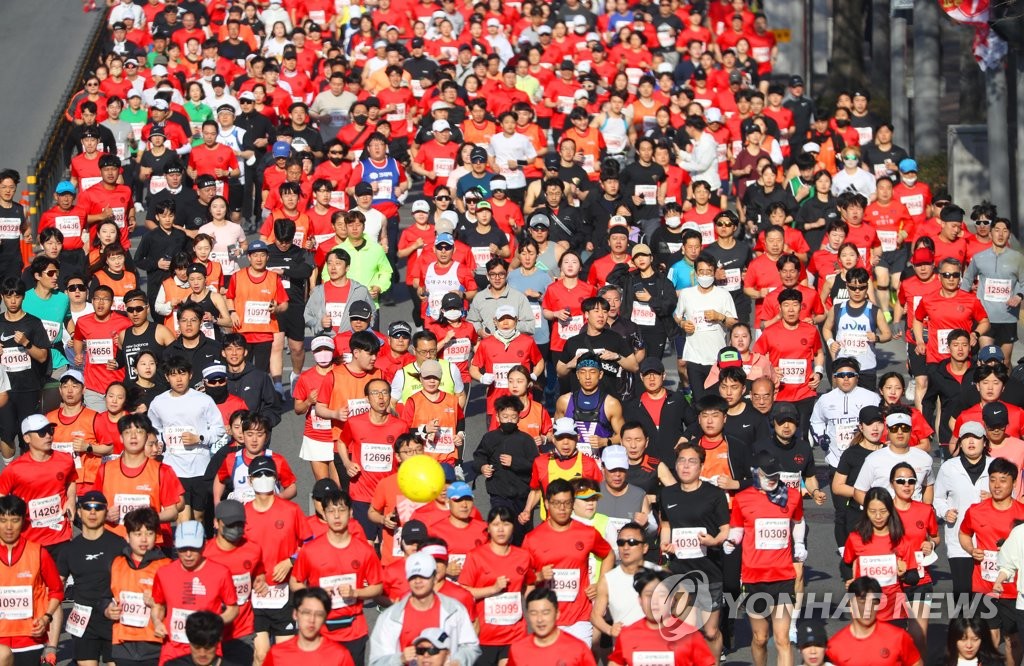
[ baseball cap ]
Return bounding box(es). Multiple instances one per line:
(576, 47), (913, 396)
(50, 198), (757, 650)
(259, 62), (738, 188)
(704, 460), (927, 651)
(431, 119), (451, 133)
(486, 17), (501, 26)
(195, 174), (217, 189)
(544, 154), (560, 170)
(470, 146), (488, 163)
(411, 199), (431, 214)
(574, 486), (601, 500)
(528, 213), (550, 228)
(752, 451), (782, 477)
(149, 126), (166, 138)
(446, 481), (474, 500)
(55, 181), (76, 195)
(353, 182), (373, 197)
(239, 91), (256, 102)
(911, 247), (935, 265)
(411, 37), (425, 48)
(81, 126), (100, 139)
(413, 628), (449, 650)
(959, 421), (986, 440)
(832, 357), (861, 373)
(246, 240), (269, 254)
(640, 357), (664, 375)
(174, 521), (205, 549)
(434, 232), (455, 247)
(202, 364), (227, 380)
(272, 140), (291, 158)
(608, 215), (629, 233)
(187, 262), (207, 276)
(983, 402), (1010, 428)
(441, 293), (463, 311)
(248, 456), (278, 476)
(151, 65), (168, 77)
(437, 212), (458, 231)
(311, 478), (341, 502)
(214, 499), (246, 525)
(772, 402), (800, 424)
(717, 347), (742, 369)
(216, 103), (235, 115)
(495, 305), (517, 320)
(60, 368), (84, 385)
(796, 622), (828, 648)
(898, 158), (918, 173)
(431, 101), (452, 112)
(537, 24), (552, 34)
(789, 75), (806, 88)
(601, 445), (629, 471)
(79, 490), (108, 507)
(21, 415), (52, 436)
(405, 551), (436, 580)
(99, 154), (121, 169)
(979, 345), (1005, 362)
(401, 519), (429, 544)
(631, 243), (652, 258)
(859, 405), (884, 424)
(211, 75), (226, 88)
(310, 335), (335, 351)
(348, 300), (373, 320)
(490, 178), (507, 191)
(476, 200), (492, 211)
(388, 321), (412, 338)
(553, 417), (578, 438)
(419, 359), (443, 379)
(802, 142), (821, 154)
(705, 107), (723, 124)
(885, 411), (912, 428)
(729, 71), (744, 84)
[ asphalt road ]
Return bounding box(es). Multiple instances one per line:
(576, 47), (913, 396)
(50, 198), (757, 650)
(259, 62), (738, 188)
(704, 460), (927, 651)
(0, 0), (102, 174)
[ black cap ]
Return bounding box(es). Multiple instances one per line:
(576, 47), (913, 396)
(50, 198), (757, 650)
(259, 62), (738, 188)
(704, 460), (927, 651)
(214, 499), (246, 524)
(832, 357), (861, 373)
(411, 37), (425, 48)
(349, 300), (373, 320)
(81, 126), (100, 139)
(187, 263), (207, 275)
(216, 103), (235, 115)
(311, 478), (341, 501)
(983, 402), (1010, 428)
(560, 59), (574, 70)
(752, 451), (782, 476)
(354, 181), (373, 196)
(469, 146), (488, 162)
(401, 519), (429, 544)
(932, 187), (952, 204)
(196, 174), (217, 189)
(859, 405), (883, 425)
(772, 402), (799, 424)
(79, 490), (108, 507)
(164, 162), (183, 175)
(211, 75), (226, 87)
(796, 622), (828, 648)
(544, 153), (560, 170)
(639, 357), (665, 375)
(440, 292), (464, 311)
(693, 68), (707, 79)
(149, 125), (166, 138)
(248, 456), (277, 475)
(388, 321), (412, 337)
(789, 75), (805, 88)
(741, 119), (760, 136)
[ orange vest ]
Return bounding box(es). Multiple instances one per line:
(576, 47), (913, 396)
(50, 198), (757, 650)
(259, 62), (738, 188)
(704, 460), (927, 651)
(232, 269), (282, 335)
(0, 541), (49, 639)
(110, 555), (168, 644)
(564, 126), (602, 180)
(404, 391), (461, 464)
(461, 120), (497, 146)
(94, 270), (138, 312)
(48, 407), (100, 486)
(101, 458), (163, 539)
(326, 364), (383, 440)
(160, 277), (193, 332)
(203, 259), (224, 291)
(518, 400), (547, 441)
(264, 212), (313, 249)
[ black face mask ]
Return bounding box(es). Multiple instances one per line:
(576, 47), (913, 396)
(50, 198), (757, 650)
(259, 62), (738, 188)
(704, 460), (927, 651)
(206, 385), (228, 402)
(835, 119), (850, 128)
(499, 422), (519, 434)
(352, 114), (368, 125)
(329, 156), (344, 165)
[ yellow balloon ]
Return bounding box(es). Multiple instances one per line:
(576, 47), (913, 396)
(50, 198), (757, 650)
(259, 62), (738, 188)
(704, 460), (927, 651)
(397, 455), (446, 503)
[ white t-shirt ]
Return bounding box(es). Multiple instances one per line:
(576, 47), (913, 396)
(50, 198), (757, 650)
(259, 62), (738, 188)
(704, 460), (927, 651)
(853, 446), (934, 501)
(488, 132), (537, 190)
(831, 168), (877, 199)
(198, 221), (247, 275)
(674, 285), (737, 365)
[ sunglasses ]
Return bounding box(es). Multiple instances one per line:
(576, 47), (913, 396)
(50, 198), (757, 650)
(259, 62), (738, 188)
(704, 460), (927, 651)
(391, 332), (411, 339)
(81, 503), (106, 511)
(834, 372), (859, 379)
(240, 99), (254, 103)
(416, 647), (443, 656)
(43, 270), (58, 277)
(251, 471), (276, 479)
(939, 271), (962, 279)
(67, 284), (87, 292)
(435, 195), (451, 201)
(847, 284), (868, 292)
(206, 377), (227, 385)
(436, 244), (454, 250)
(976, 219), (992, 226)
(715, 221), (735, 227)
(893, 477), (917, 485)
(32, 427), (55, 437)
(843, 155), (858, 161)
(616, 538), (644, 547)
(888, 423), (912, 433)
(125, 306), (147, 314)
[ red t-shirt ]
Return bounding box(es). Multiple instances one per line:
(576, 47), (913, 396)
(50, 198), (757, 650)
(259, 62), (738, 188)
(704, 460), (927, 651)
(152, 559), (237, 662)
(294, 366), (335, 442)
(0, 453), (77, 546)
(188, 143), (240, 185)
(893, 181), (932, 226)
(38, 205), (88, 250)
(827, 620), (921, 666)
(742, 254), (784, 325)
(507, 630), (597, 666)
(201, 538), (265, 639)
(341, 413), (404, 503)
(752, 320), (822, 402)
(427, 516), (489, 565)
(426, 318), (478, 383)
(960, 498), (1024, 597)
(729, 486), (803, 583)
(608, 619), (715, 666)
(398, 595), (444, 650)
(291, 533), (383, 641)
(375, 348), (415, 383)
(895, 500), (938, 585)
(263, 636), (355, 666)
(470, 333), (543, 414)
(540, 280), (597, 352)
(865, 200), (913, 251)
(243, 498), (312, 575)
(79, 183), (134, 250)
(913, 290), (988, 362)
(460, 543), (536, 646)
(843, 222), (882, 260)
(412, 139), (460, 196)
(522, 520), (612, 625)
(759, 284), (823, 327)
(528, 453), (604, 492)
(72, 312), (131, 393)
(841, 531), (917, 621)
(897, 275), (941, 344)
(954, 402), (1024, 440)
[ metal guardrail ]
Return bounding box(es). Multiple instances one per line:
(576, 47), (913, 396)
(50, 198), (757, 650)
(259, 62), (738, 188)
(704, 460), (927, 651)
(24, 9), (109, 229)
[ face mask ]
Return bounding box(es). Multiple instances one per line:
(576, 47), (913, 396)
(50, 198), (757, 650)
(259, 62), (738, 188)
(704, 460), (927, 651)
(499, 422), (519, 434)
(251, 475), (277, 494)
(444, 309), (462, 321)
(835, 119), (850, 128)
(696, 275), (715, 288)
(314, 350), (334, 366)
(206, 385), (228, 402)
(329, 156), (344, 165)
(902, 177), (917, 186)
(495, 326), (517, 340)
(665, 215), (681, 228)
(220, 525), (244, 543)
(352, 114), (368, 125)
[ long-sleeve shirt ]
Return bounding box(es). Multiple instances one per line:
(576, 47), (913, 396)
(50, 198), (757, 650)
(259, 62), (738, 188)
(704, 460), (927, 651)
(677, 131), (721, 190)
(473, 429), (538, 499)
(809, 387), (881, 468)
(962, 246), (1024, 324)
(467, 287), (535, 336)
(340, 237), (393, 298)
(148, 389), (225, 479)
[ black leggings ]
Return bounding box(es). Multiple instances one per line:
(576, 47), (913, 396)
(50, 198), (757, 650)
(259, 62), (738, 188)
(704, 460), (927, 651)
(949, 556), (975, 597)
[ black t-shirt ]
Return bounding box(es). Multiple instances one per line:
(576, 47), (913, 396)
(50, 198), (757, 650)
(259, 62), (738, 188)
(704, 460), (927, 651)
(0, 312), (51, 392)
(835, 443), (876, 510)
(175, 192), (212, 231)
(703, 241), (753, 310)
(660, 482), (730, 580)
(0, 202), (27, 282)
(754, 436), (816, 486)
(455, 223), (508, 274)
(57, 531), (127, 636)
(560, 328), (633, 394)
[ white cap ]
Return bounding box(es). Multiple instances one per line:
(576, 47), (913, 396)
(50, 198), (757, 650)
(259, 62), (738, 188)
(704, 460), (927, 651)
(585, 31), (600, 42)
(411, 199), (431, 213)
(431, 101), (452, 112)
(959, 421), (986, 439)
(601, 445), (629, 471)
(705, 107), (723, 123)
(21, 414), (52, 435)
(553, 417), (578, 438)
(486, 17), (501, 27)
(574, 15), (588, 25)
(573, 89), (589, 99)
(126, 89), (141, 98)
(439, 210), (459, 227)
(609, 215), (628, 228)
(174, 521), (205, 549)
(405, 551), (436, 580)
(884, 412), (912, 428)
(495, 305), (517, 320)
(656, 62), (673, 74)
(802, 142), (821, 154)
(59, 368), (84, 384)
(152, 99), (169, 110)
(151, 64), (168, 76)
(202, 364), (227, 380)
(490, 178), (507, 190)
(681, 221), (701, 233)
(311, 335), (335, 351)
(239, 91), (256, 102)
(537, 25), (552, 34)
(431, 119), (451, 132)
(201, 58), (217, 69)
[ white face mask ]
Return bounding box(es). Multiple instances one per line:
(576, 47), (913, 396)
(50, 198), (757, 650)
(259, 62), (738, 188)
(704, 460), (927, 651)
(313, 350), (334, 366)
(902, 177), (916, 186)
(665, 216), (681, 228)
(444, 309), (462, 321)
(696, 275), (715, 289)
(251, 475), (277, 494)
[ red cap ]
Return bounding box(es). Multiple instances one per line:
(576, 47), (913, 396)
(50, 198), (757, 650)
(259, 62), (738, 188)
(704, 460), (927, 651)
(911, 247), (935, 266)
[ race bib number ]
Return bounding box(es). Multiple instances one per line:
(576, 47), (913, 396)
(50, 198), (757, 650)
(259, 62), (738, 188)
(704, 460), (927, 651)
(690, 311), (717, 333)
(86, 338), (114, 364)
(984, 278), (1013, 303)
(244, 300), (271, 325)
(471, 246), (493, 267)
(325, 302), (348, 329)
(493, 363), (516, 389)
(634, 184), (657, 205)
(838, 330), (870, 355)
(433, 158), (454, 177)
(329, 190), (346, 208)
(66, 603), (92, 637)
(557, 315), (584, 341)
(835, 422), (859, 451)
(445, 337), (471, 363)
(530, 303), (543, 329)
(28, 495), (63, 529)
(360, 443), (393, 473)
(484, 592), (523, 625)
(163, 425), (197, 455)
(170, 608), (194, 644)
(41, 320), (61, 343)
(308, 9), (326, 25)
(0, 586), (32, 620)
(232, 573), (251, 605)
(754, 518), (790, 550)
(859, 554), (898, 587)
(778, 358), (806, 385)
(375, 179), (393, 200)
(724, 268), (742, 291)
(80, 177), (102, 191)
(605, 134), (627, 154)
(877, 230), (898, 252)
(385, 103), (407, 123)
(671, 527), (707, 559)
(430, 427), (456, 455)
(855, 126), (873, 145)
(901, 194), (924, 217)
(982, 550), (1004, 583)
(779, 471), (801, 490)
(551, 568), (580, 603)
(347, 398), (370, 417)
(632, 302), (656, 327)
(936, 328), (953, 355)
(112, 207), (126, 228)
(251, 583), (289, 609)
(697, 221), (715, 246)
(319, 574), (357, 608)
(625, 67), (643, 86)
(556, 96), (575, 114)
(0, 347), (30, 372)
(633, 652), (675, 666)
(119, 591), (151, 627)
(54, 215), (81, 238)
(311, 411), (332, 431)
